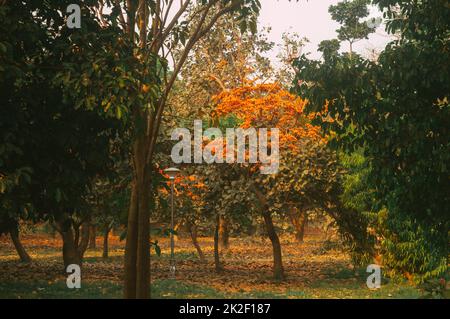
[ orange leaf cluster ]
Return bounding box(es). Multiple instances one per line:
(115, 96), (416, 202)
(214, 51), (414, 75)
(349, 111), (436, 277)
(214, 83), (326, 153)
(159, 171), (206, 202)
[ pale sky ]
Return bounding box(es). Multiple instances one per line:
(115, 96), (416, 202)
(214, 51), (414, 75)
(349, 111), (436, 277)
(258, 0), (394, 61)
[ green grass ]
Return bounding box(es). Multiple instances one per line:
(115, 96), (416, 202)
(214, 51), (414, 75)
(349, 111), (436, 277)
(0, 278), (424, 299)
(151, 279), (226, 298)
(0, 281), (122, 299)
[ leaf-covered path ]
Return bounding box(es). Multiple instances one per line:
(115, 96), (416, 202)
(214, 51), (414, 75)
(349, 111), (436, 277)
(0, 231), (422, 299)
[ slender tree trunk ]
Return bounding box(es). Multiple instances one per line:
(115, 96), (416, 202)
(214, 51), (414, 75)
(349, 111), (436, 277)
(214, 216), (223, 272)
(219, 215), (230, 249)
(262, 210), (284, 280)
(77, 221), (90, 258)
(252, 183), (284, 280)
(187, 222), (205, 262)
(74, 226), (80, 250)
(9, 228), (31, 263)
(124, 180), (139, 298)
(296, 212), (307, 242)
(123, 0), (153, 299)
(89, 225), (97, 249)
(103, 227), (110, 259)
(288, 206), (307, 243)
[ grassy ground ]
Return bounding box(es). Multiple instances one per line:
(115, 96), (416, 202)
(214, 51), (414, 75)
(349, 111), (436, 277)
(0, 230), (426, 299)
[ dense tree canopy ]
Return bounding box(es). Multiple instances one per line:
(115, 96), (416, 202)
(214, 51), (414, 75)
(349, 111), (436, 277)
(293, 0), (449, 281)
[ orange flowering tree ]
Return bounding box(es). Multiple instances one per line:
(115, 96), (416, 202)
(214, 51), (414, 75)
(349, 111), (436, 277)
(210, 83), (344, 280)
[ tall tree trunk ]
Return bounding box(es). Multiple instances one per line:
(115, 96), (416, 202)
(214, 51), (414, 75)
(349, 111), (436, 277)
(136, 171), (150, 299)
(103, 227), (110, 259)
(214, 216), (223, 272)
(121, 0), (156, 299)
(125, 134), (151, 299)
(288, 206), (307, 243)
(187, 222), (205, 262)
(219, 215), (230, 249)
(9, 227), (31, 263)
(89, 225), (96, 249)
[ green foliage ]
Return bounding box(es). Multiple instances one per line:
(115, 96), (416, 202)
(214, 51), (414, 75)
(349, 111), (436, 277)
(293, 0), (449, 281)
(0, 1), (124, 228)
(378, 209), (448, 283)
(339, 150), (374, 214)
(328, 0), (375, 51)
(374, 0), (450, 42)
(337, 150), (376, 265)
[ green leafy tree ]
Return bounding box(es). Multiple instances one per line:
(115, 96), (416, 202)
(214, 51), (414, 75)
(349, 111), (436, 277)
(328, 0), (375, 56)
(293, 0), (449, 281)
(0, 1), (124, 267)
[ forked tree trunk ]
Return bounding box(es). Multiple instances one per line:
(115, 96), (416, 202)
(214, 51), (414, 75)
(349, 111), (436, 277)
(187, 222), (205, 262)
(289, 206), (307, 243)
(219, 215), (230, 249)
(9, 228), (31, 263)
(103, 227), (110, 259)
(89, 225), (97, 249)
(56, 218), (90, 269)
(214, 216), (223, 272)
(60, 227), (82, 268)
(121, 0), (244, 299)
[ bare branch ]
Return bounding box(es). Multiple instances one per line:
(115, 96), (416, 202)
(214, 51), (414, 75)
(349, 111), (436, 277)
(208, 73), (226, 91)
(159, 0), (191, 43)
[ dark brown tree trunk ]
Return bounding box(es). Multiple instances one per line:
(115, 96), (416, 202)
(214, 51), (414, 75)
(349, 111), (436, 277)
(56, 218), (90, 269)
(77, 221), (90, 258)
(262, 210), (284, 280)
(60, 227), (81, 268)
(187, 222), (205, 262)
(9, 228), (31, 263)
(73, 226), (80, 250)
(124, 180), (139, 299)
(219, 215), (230, 249)
(89, 225), (97, 249)
(288, 206), (307, 243)
(252, 183), (284, 280)
(296, 212), (307, 242)
(123, 0), (139, 299)
(214, 216), (223, 272)
(124, 134), (151, 299)
(103, 227), (110, 259)
(136, 172), (150, 299)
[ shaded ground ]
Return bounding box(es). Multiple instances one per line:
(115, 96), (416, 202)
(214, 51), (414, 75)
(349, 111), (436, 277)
(0, 230), (423, 299)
